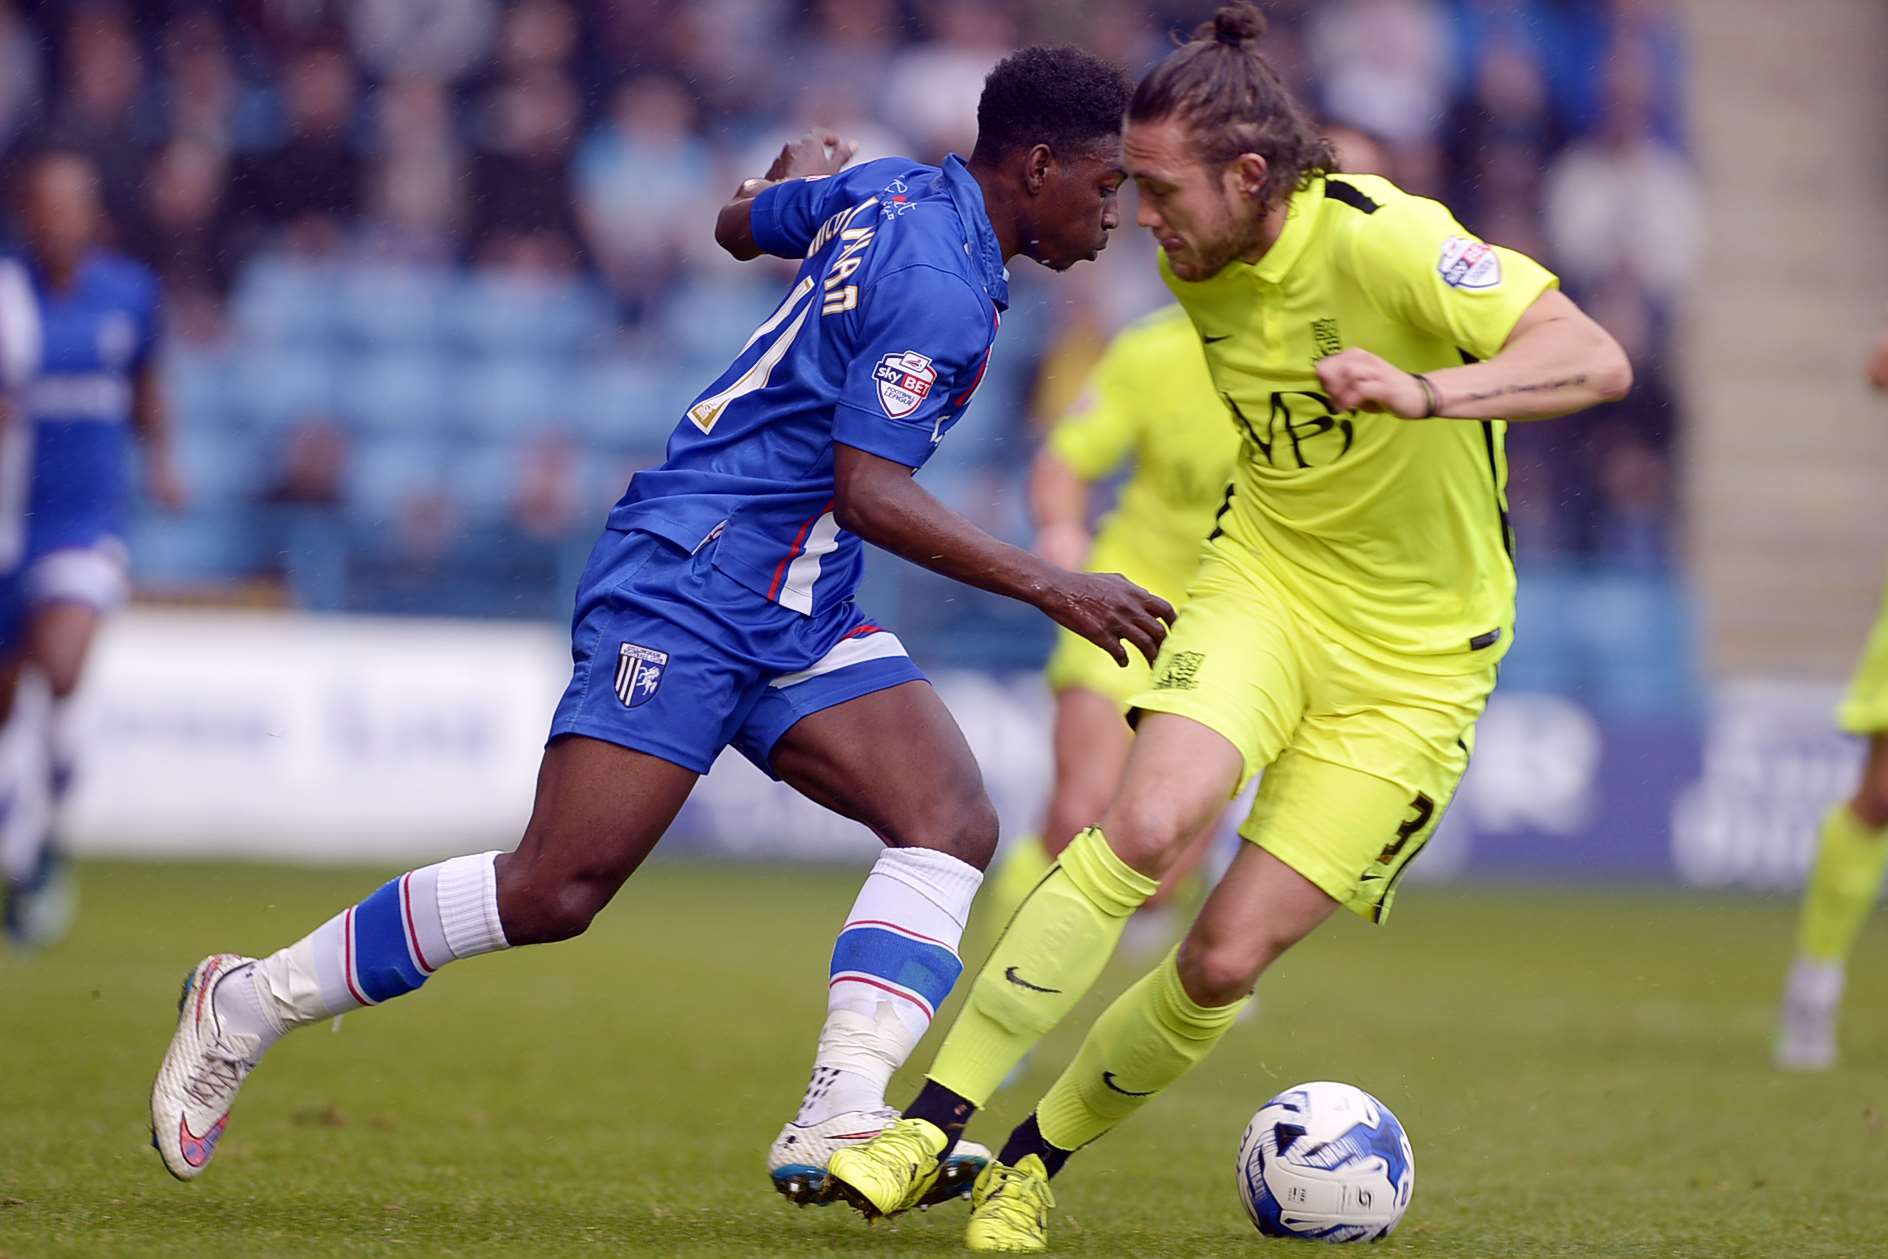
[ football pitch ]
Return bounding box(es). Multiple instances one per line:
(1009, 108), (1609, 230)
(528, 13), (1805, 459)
(2, 859), (1883, 1259)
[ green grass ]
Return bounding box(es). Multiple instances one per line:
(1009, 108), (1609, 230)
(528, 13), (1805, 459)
(1, 859), (1884, 1258)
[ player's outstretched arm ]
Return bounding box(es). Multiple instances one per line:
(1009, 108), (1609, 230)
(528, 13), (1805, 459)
(1027, 448), (1093, 571)
(714, 129), (860, 261)
(833, 442), (1172, 666)
(1316, 289), (1632, 423)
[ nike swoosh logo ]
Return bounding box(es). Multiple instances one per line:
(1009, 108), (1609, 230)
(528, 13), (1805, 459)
(179, 1113), (227, 1168)
(1102, 1071), (1156, 1097)
(1201, 334), (1230, 344)
(1004, 967), (1061, 994)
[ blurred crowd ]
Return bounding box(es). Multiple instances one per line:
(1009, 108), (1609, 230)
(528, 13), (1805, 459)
(0, 0), (1695, 682)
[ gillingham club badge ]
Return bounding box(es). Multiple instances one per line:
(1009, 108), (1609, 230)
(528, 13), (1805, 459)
(872, 351), (937, 419)
(615, 642), (668, 708)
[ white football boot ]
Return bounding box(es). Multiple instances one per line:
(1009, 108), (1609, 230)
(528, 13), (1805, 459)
(770, 1107), (991, 1207)
(151, 954), (267, 1179)
(1774, 957), (1842, 1071)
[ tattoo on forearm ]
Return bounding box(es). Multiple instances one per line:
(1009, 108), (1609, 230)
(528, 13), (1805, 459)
(1457, 375), (1590, 403)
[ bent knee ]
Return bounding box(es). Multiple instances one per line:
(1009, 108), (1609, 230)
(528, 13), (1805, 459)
(1098, 798), (1197, 877)
(494, 854), (613, 946)
(1850, 789), (1888, 832)
(1176, 933), (1280, 1007)
(892, 785), (1000, 869)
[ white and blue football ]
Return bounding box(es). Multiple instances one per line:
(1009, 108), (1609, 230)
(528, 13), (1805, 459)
(1236, 1081), (1414, 1243)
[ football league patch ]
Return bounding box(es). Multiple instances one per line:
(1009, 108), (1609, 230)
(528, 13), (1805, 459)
(873, 351), (937, 419)
(615, 642), (668, 708)
(1437, 235), (1502, 290)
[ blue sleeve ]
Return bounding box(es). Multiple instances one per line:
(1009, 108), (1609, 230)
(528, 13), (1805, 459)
(132, 270), (162, 370)
(832, 265), (993, 471)
(750, 159), (910, 259)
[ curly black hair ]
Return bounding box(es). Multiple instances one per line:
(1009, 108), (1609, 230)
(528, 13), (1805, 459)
(972, 45), (1132, 163)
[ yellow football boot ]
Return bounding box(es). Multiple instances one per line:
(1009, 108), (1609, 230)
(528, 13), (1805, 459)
(965, 1154), (1055, 1252)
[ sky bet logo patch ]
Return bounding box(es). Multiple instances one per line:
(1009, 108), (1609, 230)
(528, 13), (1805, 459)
(1437, 235), (1502, 290)
(873, 351), (936, 419)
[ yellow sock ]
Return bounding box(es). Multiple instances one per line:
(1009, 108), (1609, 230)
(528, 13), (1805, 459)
(977, 833), (1055, 939)
(1035, 947), (1246, 1152)
(928, 826), (1156, 1106)
(1798, 804), (1888, 963)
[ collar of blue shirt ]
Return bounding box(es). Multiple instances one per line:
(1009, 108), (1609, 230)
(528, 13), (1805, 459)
(939, 154), (1009, 312)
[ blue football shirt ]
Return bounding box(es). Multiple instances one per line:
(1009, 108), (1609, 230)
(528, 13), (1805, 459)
(607, 155), (1007, 615)
(23, 251), (161, 551)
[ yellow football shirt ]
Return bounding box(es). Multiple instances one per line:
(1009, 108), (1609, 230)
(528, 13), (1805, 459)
(1160, 172), (1558, 673)
(1046, 304), (1239, 584)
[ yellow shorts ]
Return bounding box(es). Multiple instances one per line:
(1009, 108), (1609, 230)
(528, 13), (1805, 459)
(1127, 539), (1496, 923)
(1838, 586), (1888, 734)
(1043, 530), (1199, 708)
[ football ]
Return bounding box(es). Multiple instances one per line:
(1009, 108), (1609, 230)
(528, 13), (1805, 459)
(1237, 1081), (1415, 1243)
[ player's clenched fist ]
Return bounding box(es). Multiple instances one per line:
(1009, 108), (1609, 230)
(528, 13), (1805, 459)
(1315, 348), (1432, 419)
(765, 129), (861, 183)
(1041, 570), (1175, 667)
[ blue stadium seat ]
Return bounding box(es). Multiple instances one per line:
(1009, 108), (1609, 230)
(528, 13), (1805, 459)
(162, 348), (233, 434)
(229, 257), (336, 349)
(446, 358), (566, 440)
(571, 357), (685, 447)
(335, 349), (447, 435)
(348, 433), (450, 522)
(445, 272), (609, 361)
(127, 503), (267, 582)
(333, 265), (449, 352)
(229, 347), (339, 430)
(172, 422), (264, 506)
(662, 276), (780, 361)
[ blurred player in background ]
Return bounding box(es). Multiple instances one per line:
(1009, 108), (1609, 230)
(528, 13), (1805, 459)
(1775, 324), (1888, 1071)
(149, 48), (1176, 1205)
(829, 8), (1631, 1248)
(0, 150), (177, 949)
(983, 307), (1235, 951)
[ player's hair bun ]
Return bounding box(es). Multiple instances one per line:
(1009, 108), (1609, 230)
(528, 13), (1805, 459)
(1198, 3), (1267, 48)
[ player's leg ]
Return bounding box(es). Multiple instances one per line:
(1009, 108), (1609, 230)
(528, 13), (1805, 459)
(1779, 599), (1888, 1070)
(0, 600), (97, 946)
(1779, 730), (1888, 1069)
(758, 673), (997, 1201)
(827, 556), (1302, 1217)
(151, 528), (725, 1179)
(151, 734), (698, 1180)
(963, 847), (1336, 1254)
(982, 685), (1130, 938)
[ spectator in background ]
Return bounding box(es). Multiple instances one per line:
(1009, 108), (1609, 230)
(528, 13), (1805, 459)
(357, 75), (463, 266)
(39, 4), (150, 234)
(881, 0), (1018, 159)
(791, 0), (903, 109)
(155, 9), (263, 154)
(347, 0), (497, 85)
(130, 136), (231, 340)
(1542, 41), (1700, 307)
(1307, 0), (1450, 152)
(229, 44), (363, 257)
(0, 2), (43, 154)
(469, 70), (582, 268)
(574, 75), (709, 314)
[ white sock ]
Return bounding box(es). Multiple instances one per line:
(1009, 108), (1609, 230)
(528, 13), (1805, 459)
(0, 671), (51, 883)
(796, 847), (982, 1125)
(221, 852), (509, 1050)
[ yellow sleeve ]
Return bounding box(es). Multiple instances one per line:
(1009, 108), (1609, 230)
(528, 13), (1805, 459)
(1350, 194), (1558, 362)
(1044, 332), (1144, 479)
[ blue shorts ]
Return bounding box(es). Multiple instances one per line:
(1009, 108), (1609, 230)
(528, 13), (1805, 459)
(548, 528), (927, 777)
(0, 536), (130, 650)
